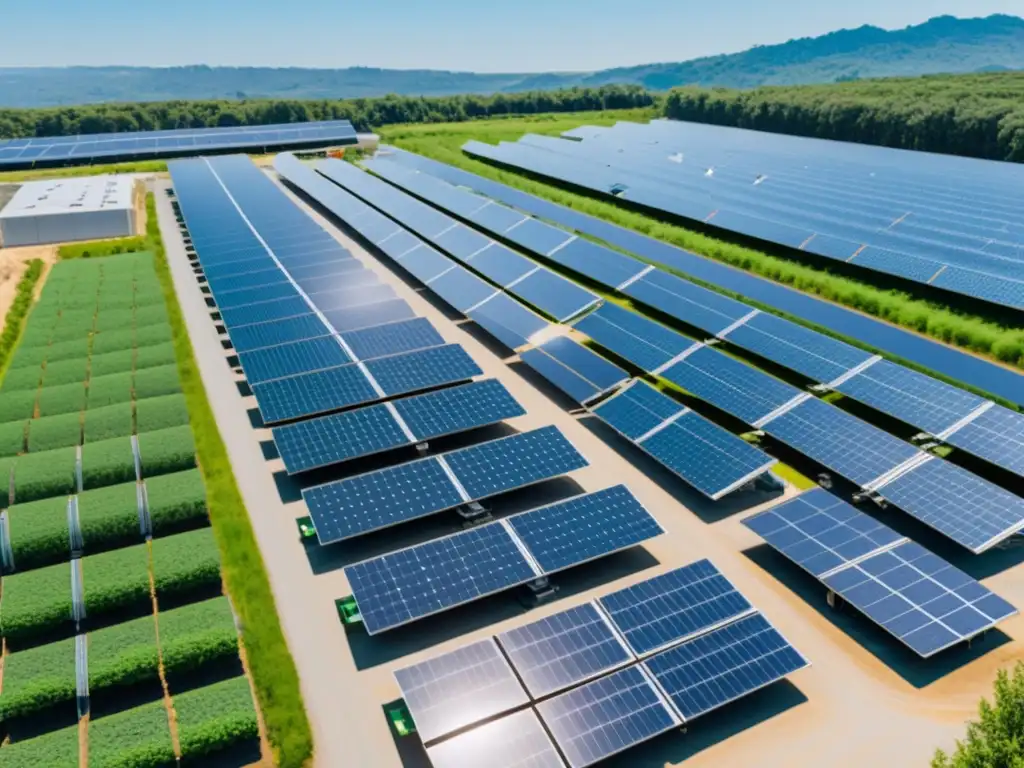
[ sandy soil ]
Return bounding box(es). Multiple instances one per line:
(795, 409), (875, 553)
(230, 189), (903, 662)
(0, 245), (58, 332)
(156, 178), (1024, 768)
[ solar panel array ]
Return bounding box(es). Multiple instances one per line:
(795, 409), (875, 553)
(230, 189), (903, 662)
(345, 485), (663, 634)
(519, 335), (628, 404)
(302, 426), (589, 543)
(592, 380), (777, 499)
(0, 120), (356, 169)
(394, 560), (807, 766)
(744, 489), (1018, 656)
(462, 124), (1024, 312)
(365, 154), (1024, 481)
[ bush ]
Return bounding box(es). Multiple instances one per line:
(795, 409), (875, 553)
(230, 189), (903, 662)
(83, 402), (133, 443)
(933, 662), (1024, 767)
(138, 425), (196, 477)
(26, 412), (81, 453)
(0, 390), (38, 424)
(7, 495), (70, 571)
(13, 447), (76, 503)
(91, 328), (135, 356)
(83, 543), (152, 618)
(133, 364), (181, 400)
(0, 419), (28, 457)
(0, 561), (72, 647)
(42, 337), (90, 364)
(133, 341), (176, 371)
(87, 371), (134, 409)
(87, 699), (175, 768)
(147, 468), (207, 536)
(134, 323), (173, 349)
(175, 676), (259, 761)
(80, 481), (142, 553)
(0, 260), (45, 380)
(40, 356), (89, 386)
(0, 723), (79, 767)
(159, 597), (239, 680)
(35, 381), (86, 418)
(57, 236), (147, 261)
(89, 348), (135, 378)
(87, 611), (160, 693)
(152, 528), (221, 602)
(0, 635), (76, 721)
(81, 435), (136, 489)
(136, 394), (189, 434)
(1, 364), (43, 391)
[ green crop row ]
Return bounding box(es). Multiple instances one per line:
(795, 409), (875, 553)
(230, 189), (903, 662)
(0, 633), (76, 721)
(89, 697), (175, 768)
(133, 364), (182, 400)
(57, 236), (149, 262)
(136, 393), (189, 433)
(175, 675), (259, 761)
(138, 424), (197, 478)
(37, 380), (87, 418)
(0, 260), (45, 383)
(0, 723), (80, 767)
(87, 370), (134, 409)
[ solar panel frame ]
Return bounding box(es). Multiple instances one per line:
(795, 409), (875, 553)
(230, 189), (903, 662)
(425, 709), (567, 768)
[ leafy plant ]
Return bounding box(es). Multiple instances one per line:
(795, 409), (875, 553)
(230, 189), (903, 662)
(134, 304), (170, 328)
(147, 468), (208, 535)
(0, 635), (76, 720)
(134, 342), (176, 371)
(0, 418), (28, 457)
(932, 662), (1024, 767)
(94, 308), (136, 334)
(87, 611), (160, 692)
(35, 381), (87, 418)
(80, 434), (136, 489)
(175, 675), (259, 760)
(1, 364), (44, 391)
(136, 393), (189, 434)
(7, 495), (70, 570)
(91, 328), (136, 356)
(0, 259), (44, 384)
(89, 348), (136, 378)
(151, 527), (221, 601)
(159, 596), (239, 680)
(57, 236), (148, 261)
(12, 447), (77, 502)
(0, 726), (79, 766)
(133, 364), (182, 400)
(40, 355), (89, 386)
(26, 411), (81, 453)
(88, 698), (176, 768)
(82, 542), (152, 617)
(79, 480), (142, 553)
(83, 402), (134, 443)
(0, 560), (72, 647)
(87, 370), (135, 409)
(41, 337), (90, 365)
(134, 323), (173, 349)
(0, 389), (38, 424)
(137, 425), (196, 477)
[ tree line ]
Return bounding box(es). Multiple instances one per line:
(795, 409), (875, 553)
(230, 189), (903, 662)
(0, 86), (657, 140)
(663, 71), (1024, 163)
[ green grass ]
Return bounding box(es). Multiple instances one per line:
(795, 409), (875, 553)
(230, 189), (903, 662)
(380, 115), (1024, 374)
(88, 370), (135, 409)
(83, 401), (134, 443)
(0, 635), (76, 721)
(36, 381), (87, 418)
(134, 323), (174, 349)
(0, 724), (80, 767)
(79, 481), (144, 553)
(88, 698), (176, 768)
(89, 348), (137, 378)
(137, 424), (196, 477)
(0, 559), (72, 647)
(0, 419), (28, 456)
(0, 260), (44, 385)
(82, 543), (152, 618)
(26, 411), (81, 453)
(174, 676), (259, 761)
(91, 327), (137, 356)
(41, 337), (91, 364)
(133, 364), (182, 399)
(95, 307), (137, 333)
(145, 192), (312, 766)
(39, 357), (89, 388)
(133, 342), (176, 370)
(0, 159), (167, 182)
(0, 390), (38, 424)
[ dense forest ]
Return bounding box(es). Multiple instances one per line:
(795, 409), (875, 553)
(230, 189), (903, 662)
(663, 71), (1024, 162)
(0, 85), (656, 140)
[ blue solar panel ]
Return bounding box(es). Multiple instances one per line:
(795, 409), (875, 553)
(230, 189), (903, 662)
(323, 297), (416, 334)
(470, 201), (530, 233)
(643, 612), (809, 720)
(251, 360), (377, 424)
(346, 522), (538, 635)
(873, 457), (1024, 553)
(822, 541), (1018, 657)
(307, 283), (396, 315)
(622, 271), (749, 336)
(216, 281), (298, 310)
(303, 267), (381, 296)
(508, 485), (663, 573)
(545, 238), (647, 289)
(511, 269), (600, 322)
(469, 244), (542, 286)
(573, 303), (695, 372)
(504, 217), (575, 256)
(424, 265), (498, 314)
(426, 709), (566, 768)
(377, 229), (422, 260)
(662, 346), (799, 425)
(932, 267), (1024, 312)
(537, 665), (679, 768)
(591, 381), (683, 441)
(762, 397), (919, 486)
(434, 224), (493, 260)
(227, 312), (331, 353)
(497, 602), (634, 698)
(397, 245), (457, 282)
(725, 312), (873, 384)
(394, 378), (526, 441)
(599, 561), (755, 657)
(468, 293), (548, 350)
(365, 343), (482, 396)
(340, 317), (444, 360)
(207, 267), (289, 295)
(520, 346), (605, 404)
(285, 258), (363, 282)
(274, 402), (408, 474)
(219, 295), (311, 328)
(237, 335), (351, 385)
(944, 405), (1024, 479)
(743, 489), (907, 577)
(537, 336), (629, 392)
(393, 638), (529, 743)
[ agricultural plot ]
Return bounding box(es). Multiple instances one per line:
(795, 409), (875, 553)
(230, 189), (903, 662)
(0, 723), (79, 768)
(175, 676), (259, 760)
(0, 634), (76, 721)
(88, 698), (175, 768)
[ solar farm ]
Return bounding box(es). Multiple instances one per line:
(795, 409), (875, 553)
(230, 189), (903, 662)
(0, 114), (1022, 767)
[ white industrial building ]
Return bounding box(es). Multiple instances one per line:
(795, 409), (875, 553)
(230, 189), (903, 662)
(0, 176), (138, 247)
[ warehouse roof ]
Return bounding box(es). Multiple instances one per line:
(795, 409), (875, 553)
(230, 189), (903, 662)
(0, 175), (134, 219)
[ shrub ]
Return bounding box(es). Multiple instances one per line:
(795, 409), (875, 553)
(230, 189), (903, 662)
(81, 435), (136, 489)
(83, 543), (152, 618)
(0, 635), (76, 721)
(7, 495), (70, 571)
(0, 390), (38, 424)
(0, 561), (72, 646)
(159, 597), (239, 680)
(87, 699), (175, 768)
(134, 323), (173, 349)
(80, 481), (141, 553)
(1, 364), (43, 391)
(91, 328), (135, 356)
(134, 341), (176, 370)
(35, 381), (87, 418)
(0, 419), (28, 457)
(134, 304), (169, 328)
(138, 425), (196, 477)
(42, 337), (90, 364)
(151, 527), (222, 601)
(133, 364), (182, 400)
(0, 260), (45, 376)
(89, 348), (136, 378)
(175, 676), (259, 761)
(87, 611), (160, 693)
(13, 447), (77, 503)
(83, 402), (133, 443)
(40, 356), (89, 386)
(136, 394), (189, 434)
(26, 412), (81, 453)
(0, 723), (79, 767)
(57, 236), (147, 261)
(147, 468), (207, 536)
(87, 371), (134, 409)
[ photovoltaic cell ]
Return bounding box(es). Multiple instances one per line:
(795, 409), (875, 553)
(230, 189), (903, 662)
(468, 293), (549, 350)
(340, 317), (444, 360)
(425, 710), (566, 768)
(520, 347), (604, 404)
(622, 271), (748, 336)
(599, 561), (755, 657)
(426, 265), (498, 312)
(274, 403), (408, 474)
(251, 362), (378, 424)
(393, 638), (529, 743)
(537, 336), (629, 393)
(574, 303), (695, 372)
(394, 378), (526, 441)
(323, 297), (416, 333)
(219, 295), (311, 328)
(215, 281), (298, 310)
(944, 404), (1024, 479)
(545, 237), (646, 289)
(227, 312), (331, 353)
(591, 381), (683, 441)
(511, 269), (600, 321)
(497, 602), (633, 699)
(505, 217), (574, 256)
(467, 244), (536, 285)
(365, 343), (482, 396)
(237, 335), (350, 385)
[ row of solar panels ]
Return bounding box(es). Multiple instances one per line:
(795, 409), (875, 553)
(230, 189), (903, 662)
(462, 129), (1024, 311)
(0, 120), (357, 167)
(397, 560), (808, 768)
(364, 153), (1024, 484)
(372, 146), (1024, 408)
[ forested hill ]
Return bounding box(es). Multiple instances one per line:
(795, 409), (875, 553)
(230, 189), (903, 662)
(1, 14), (1022, 108)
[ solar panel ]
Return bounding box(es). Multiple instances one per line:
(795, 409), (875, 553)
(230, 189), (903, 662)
(622, 270), (749, 336)
(345, 522), (538, 634)
(323, 297), (416, 334)
(219, 295), (312, 328)
(377, 229), (422, 260)
(303, 267), (381, 296)
(507, 484), (663, 573)
(309, 283), (397, 315)
(425, 709), (566, 768)
(468, 244), (536, 285)
(427, 265), (500, 312)
(393, 378), (526, 440)
(227, 312), (332, 354)
(274, 402), (408, 474)
(536, 665), (680, 768)
(207, 267), (290, 296)
(545, 237), (647, 289)
(215, 281), (298, 310)
(252, 359), (378, 424)
(873, 457), (1024, 553)
(393, 638), (529, 743)
(822, 541), (1018, 657)
(435, 224), (493, 260)
(470, 201), (530, 233)
(504, 217), (574, 256)
(496, 602), (634, 698)
(743, 488), (906, 577)
(519, 347), (603, 404)
(598, 561), (755, 657)
(536, 336), (629, 393)
(944, 404), (1024, 479)
(468, 293), (549, 350)
(643, 612), (809, 721)
(340, 317), (444, 360)
(365, 343), (482, 396)
(237, 335), (350, 385)
(511, 269), (600, 322)
(591, 380), (684, 441)
(304, 427), (586, 543)
(573, 303), (695, 372)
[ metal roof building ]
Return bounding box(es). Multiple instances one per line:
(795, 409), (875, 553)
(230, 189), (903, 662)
(0, 175), (138, 247)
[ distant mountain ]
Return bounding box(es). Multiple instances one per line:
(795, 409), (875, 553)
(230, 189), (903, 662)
(1, 14), (1022, 108)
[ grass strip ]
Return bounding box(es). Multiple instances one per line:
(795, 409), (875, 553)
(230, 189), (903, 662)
(0, 419), (28, 457)
(0, 635), (76, 721)
(79, 480), (143, 553)
(91, 327), (136, 356)
(88, 698), (176, 768)
(57, 236), (148, 261)
(136, 393), (189, 434)
(0, 558), (72, 647)
(174, 675), (259, 762)
(1, 363), (44, 390)
(0, 389), (39, 424)
(95, 307), (136, 333)
(82, 543), (152, 618)
(12, 446), (77, 502)
(87, 370), (135, 409)
(41, 337), (90, 365)
(88, 611), (160, 693)
(147, 468), (208, 536)
(90, 348), (137, 378)
(134, 323), (174, 349)
(0, 259), (44, 383)
(134, 341), (176, 371)
(40, 356), (90, 386)
(0, 723), (79, 767)
(146, 192), (311, 765)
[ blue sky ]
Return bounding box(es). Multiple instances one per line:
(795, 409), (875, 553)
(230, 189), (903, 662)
(1, 1), (1020, 71)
